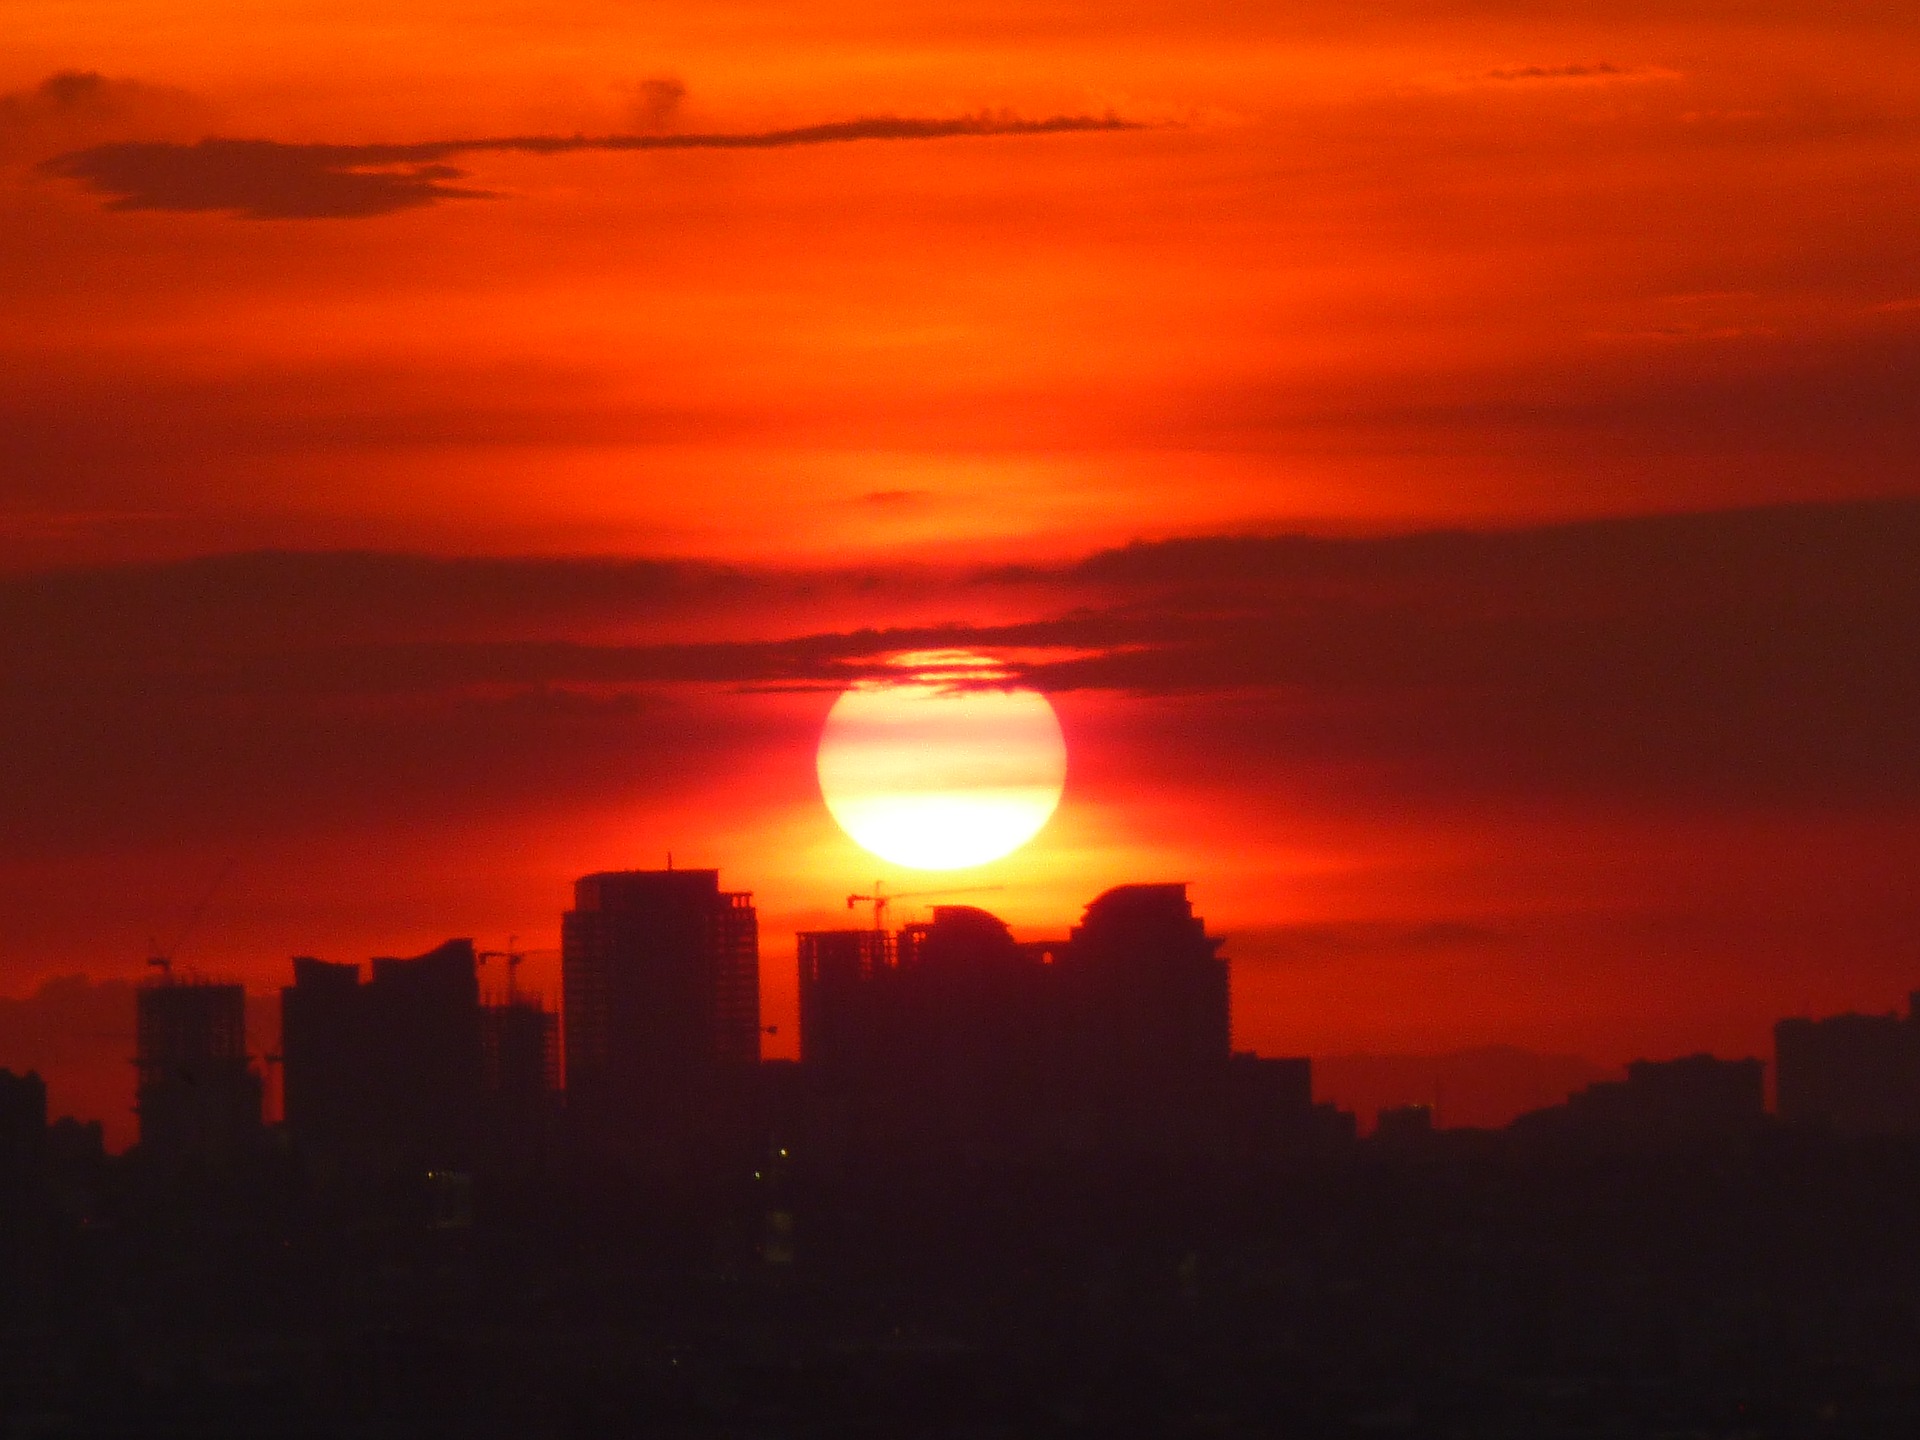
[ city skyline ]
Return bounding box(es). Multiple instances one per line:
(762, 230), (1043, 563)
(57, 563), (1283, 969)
(6, 4), (1918, 1111)
(13, 854), (1920, 1152)
(4, 4), (1917, 1431)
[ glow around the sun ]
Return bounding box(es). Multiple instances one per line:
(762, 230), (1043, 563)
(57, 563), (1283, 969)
(816, 652), (1068, 871)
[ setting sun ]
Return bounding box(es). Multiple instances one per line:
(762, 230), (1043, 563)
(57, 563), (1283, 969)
(815, 652), (1068, 870)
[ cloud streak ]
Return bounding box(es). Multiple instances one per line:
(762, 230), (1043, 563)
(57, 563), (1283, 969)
(0, 70), (213, 161)
(41, 112), (1142, 219)
(3, 498), (1914, 861)
(1484, 62), (1626, 82)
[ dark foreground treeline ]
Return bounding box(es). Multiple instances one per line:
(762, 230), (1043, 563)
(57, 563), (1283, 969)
(5, 1126), (1920, 1439)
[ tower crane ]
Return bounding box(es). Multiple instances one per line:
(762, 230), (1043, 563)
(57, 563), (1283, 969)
(477, 934), (559, 1005)
(845, 880), (1005, 932)
(146, 858), (236, 978)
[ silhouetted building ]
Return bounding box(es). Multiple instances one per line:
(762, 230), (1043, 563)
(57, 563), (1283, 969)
(1062, 883), (1230, 1099)
(797, 890), (1319, 1164)
(1623, 1054), (1765, 1127)
(796, 926), (897, 1085)
(281, 940), (487, 1175)
(1221, 1053), (1351, 1156)
(0, 1068), (48, 1180)
(279, 957), (361, 1158)
(1775, 995), (1920, 1136)
(804, 906), (1064, 1152)
(483, 997), (560, 1101)
(1374, 1102), (1436, 1146)
(135, 976), (263, 1160)
(562, 868), (759, 1163)
(1513, 1053), (1765, 1147)
(1227, 1054), (1313, 1113)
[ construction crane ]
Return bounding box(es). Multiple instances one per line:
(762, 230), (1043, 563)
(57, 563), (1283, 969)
(146, 858), (236, 977)
(477, 935), (559, 1005)
(846, 880), (1005, 932)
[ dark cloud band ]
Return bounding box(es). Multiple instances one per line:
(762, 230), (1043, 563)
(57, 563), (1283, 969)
(3, 500), (1915, 843)
(41, 113), (1141, 219)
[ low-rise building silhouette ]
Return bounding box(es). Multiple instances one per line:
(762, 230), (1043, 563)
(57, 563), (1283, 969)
(1374, 1102), (1436, 1146)
(1775, 993), (1920, 1136)
(0, 1068), (48, 1180)
(1512, 1053), (1765, 1146)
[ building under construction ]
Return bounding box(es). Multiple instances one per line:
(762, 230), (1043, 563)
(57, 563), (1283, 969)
(135, 974), (263, 1160)
(793, 885), (1287, 1163)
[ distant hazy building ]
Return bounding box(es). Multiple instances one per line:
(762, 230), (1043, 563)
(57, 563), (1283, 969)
(1512, 1053), (1765, 1147)
(562, 869), (760, 1159)
(1775, 994), (1920, 1136)
(1374, 1102), (1437, 1146)
(135, 976), (262, 1160)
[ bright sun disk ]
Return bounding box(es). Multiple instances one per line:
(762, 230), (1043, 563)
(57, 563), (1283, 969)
(816, 653), (1067, 870)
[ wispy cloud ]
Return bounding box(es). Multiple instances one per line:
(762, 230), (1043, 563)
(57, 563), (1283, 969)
(42, 112), (1142, 219)
(0, 70), (212, 161)
(1433, 61), (1680, 91)
(1484, 62), (1628, 82)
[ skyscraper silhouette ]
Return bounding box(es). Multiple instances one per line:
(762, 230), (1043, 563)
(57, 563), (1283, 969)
(793, 888), (1285, 1164)
(562, 868), (760, 1165)
(799, 905), (1063, 1157)
(1062, 883), (1230, 1097)
(280, 939), (489, 1176)
(280, 936), (560, 1182)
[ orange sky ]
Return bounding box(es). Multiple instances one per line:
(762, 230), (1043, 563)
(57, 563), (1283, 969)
(2, 2), (1917, 1144)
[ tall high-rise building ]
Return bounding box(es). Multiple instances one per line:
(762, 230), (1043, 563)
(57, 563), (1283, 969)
(281, 939), (495, 1174)
(135, 976), (263, 1160)
(796, 926), (897, 1084)
(279, 956), (364, 1157)
(803, 908), (1057, 1090)
(793, 887), (1335, 1162)
(562, 869), (760, 1138)
(797, 906), (1063, 1156)
(1062, 883), (1230, 1092)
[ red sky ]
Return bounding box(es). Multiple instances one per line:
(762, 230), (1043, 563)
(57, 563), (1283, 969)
(2, 2), (1917, 1144)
